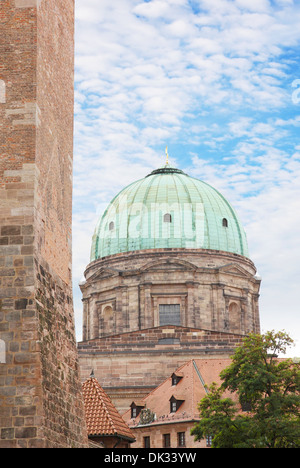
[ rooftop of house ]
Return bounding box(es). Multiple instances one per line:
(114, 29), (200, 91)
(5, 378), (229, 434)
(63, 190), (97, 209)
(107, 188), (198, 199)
(82, 373), (135, 442)
(123, 358), (237, 427)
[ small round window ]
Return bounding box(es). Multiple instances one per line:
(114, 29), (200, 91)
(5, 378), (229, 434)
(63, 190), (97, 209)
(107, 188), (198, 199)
(109, 221), (115, 231)
(222, 218), (228, 228)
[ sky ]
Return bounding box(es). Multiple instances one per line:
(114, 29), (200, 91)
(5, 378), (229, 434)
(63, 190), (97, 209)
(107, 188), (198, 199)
(73, 0), (300, 357)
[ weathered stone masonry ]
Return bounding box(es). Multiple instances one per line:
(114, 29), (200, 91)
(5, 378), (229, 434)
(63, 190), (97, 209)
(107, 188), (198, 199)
(78, 325), (247, 414)
(0, 0), (88, 448)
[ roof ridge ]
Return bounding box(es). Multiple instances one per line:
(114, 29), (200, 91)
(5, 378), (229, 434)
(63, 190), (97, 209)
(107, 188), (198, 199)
(192, 360), (209, 394)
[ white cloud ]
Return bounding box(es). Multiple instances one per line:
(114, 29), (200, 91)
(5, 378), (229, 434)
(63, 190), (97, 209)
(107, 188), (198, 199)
(73, 0), (300, 355)
(188, 140), (300, 356)
(235, 0), (271, 12)
(133, 0), (171, 19)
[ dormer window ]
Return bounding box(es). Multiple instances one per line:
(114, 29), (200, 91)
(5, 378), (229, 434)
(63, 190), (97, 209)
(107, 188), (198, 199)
(169, 396), (184, 413)
(164, 213), (172, 223)
(171, 400), (177, 412)
(171, 373), (183, 386)
(130, 401), (144, 419)
(109, 221), (115, 231)
(222, 218), (228, 227)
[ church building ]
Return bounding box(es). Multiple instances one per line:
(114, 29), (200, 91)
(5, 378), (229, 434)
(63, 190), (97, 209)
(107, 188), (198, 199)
(78, 157), (261, 413)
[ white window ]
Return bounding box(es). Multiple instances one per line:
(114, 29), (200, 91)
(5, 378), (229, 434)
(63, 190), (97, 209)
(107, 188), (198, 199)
(171, 401), (177, 413)
(178, 432), (186, 447)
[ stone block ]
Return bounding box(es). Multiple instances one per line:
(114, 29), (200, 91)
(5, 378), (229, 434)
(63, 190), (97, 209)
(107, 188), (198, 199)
(15, 427), (37, 439)
(0, 0), (87, 449)
(1, 428), (15, 440)
(1, 226), (21, 236)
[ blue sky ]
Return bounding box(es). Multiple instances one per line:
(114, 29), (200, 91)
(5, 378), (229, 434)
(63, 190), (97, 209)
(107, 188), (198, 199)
(73, 0), (300, 357)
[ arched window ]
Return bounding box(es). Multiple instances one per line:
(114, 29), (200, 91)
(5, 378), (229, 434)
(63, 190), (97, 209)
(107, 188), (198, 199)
(101, 305), (115, 336)
(164, 213), (172, 223)
(222, 218), (228, 227)
(103, 305), (113, 320)
(229, 302), (240, 329)
(109, 221), (114, 231)
(229, 302), (239, 315)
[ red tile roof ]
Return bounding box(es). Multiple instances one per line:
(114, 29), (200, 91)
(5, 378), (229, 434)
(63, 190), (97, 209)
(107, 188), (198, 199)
(82, 376), (135, 441)
(123, 359), (237, 427)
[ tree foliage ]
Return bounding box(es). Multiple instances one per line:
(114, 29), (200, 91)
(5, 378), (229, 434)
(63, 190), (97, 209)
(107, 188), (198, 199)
(191, 331), (300, 448)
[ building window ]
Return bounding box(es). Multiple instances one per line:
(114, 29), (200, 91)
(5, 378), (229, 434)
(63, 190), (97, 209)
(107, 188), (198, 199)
(171, 401), (177, 413)
(171, 373), (182, 386)
(163, 433), (171, 448)
(164, 213), (172, 223)
(102, 305), (115, 336)
(143, 436), (150, 448)
(159, 304), (181, 326)
(130, 402), (144, 419)
(109, 221), (114, 231)
(206, 435), (213, 447)
(170, 396), (184, 413)
(222, 218), (228, 227)
(178, 432), (185, 447)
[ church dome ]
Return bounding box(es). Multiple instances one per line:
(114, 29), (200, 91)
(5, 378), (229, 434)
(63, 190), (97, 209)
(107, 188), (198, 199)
(90, 164), (249, 261)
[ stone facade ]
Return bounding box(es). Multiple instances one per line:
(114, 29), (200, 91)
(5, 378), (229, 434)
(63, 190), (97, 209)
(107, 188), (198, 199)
(78, 247), (260, 412)
(81, 248), (261, 340)
(78, 325), (247, 414)
(130, 421), (203, 449)
(122, 358), (238, 449)
(0, 0), (88, 448)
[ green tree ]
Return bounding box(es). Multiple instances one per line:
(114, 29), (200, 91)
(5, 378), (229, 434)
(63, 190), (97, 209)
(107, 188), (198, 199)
(191, 331), (300, 448)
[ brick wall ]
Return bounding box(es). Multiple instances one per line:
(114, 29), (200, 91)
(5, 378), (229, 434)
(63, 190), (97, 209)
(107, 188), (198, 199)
(78, 325), (244, 413)
(0, 0), (87, 448)
(129, 421), (205, 449)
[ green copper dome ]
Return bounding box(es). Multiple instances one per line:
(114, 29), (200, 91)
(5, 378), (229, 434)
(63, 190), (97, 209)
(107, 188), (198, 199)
(90, 165), (249, 261)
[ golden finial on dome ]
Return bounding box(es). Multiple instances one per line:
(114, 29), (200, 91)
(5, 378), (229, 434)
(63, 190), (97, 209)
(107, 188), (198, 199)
(165, 146), (169, 166)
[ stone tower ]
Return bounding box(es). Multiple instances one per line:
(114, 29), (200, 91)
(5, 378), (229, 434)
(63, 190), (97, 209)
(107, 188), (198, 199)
(0, 1), (88, 448)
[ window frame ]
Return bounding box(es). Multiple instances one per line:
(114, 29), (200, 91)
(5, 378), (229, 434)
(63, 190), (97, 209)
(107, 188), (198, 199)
(163, 213), (172, 223)
(222, 218), (228, 227)
(169, 396), (184, 413)
(171, 373), (183, 386)
(163, 433), (171, 448)
(143, 436), (150, 448)
(130, 402), (144, 419)
(206, 435), (213, 447)
(159, 304), (181, 327)
(177, 432), (186, 447)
